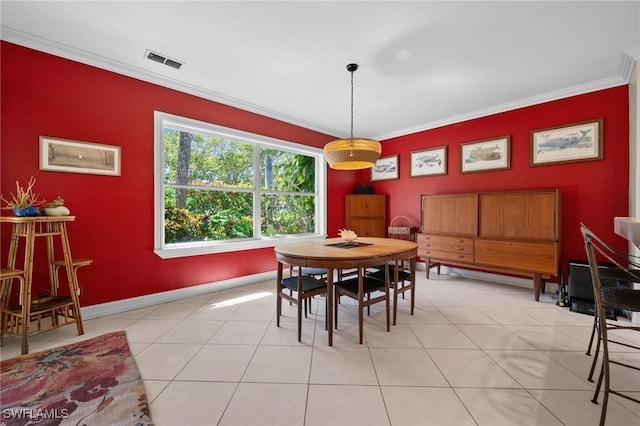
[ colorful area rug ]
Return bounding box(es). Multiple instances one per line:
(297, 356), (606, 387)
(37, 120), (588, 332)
(0, 331), (153, 425)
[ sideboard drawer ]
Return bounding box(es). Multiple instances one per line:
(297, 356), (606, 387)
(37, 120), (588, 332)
(420, 241), (474, 254)
(420, 249), (474, 263)
(418, 234), (473, 252)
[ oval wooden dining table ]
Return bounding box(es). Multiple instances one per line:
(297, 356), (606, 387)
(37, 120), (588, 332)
(274, 237), (418, 346)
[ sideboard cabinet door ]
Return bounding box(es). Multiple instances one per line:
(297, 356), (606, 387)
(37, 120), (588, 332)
(421, 193), (478, 236)
(478, 190), (559, 240)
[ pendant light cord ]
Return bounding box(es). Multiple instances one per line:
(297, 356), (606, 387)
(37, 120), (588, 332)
(350, 69), (354, 139)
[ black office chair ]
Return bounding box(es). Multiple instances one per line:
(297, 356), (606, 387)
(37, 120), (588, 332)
(581, 224), (640, 425)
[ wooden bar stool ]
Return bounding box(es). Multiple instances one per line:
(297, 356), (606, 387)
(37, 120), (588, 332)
(0, 268), (29, 354)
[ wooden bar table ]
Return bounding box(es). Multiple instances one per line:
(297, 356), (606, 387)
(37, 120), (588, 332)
(274, 237), (417, 346)
(1, 216), (86, 353)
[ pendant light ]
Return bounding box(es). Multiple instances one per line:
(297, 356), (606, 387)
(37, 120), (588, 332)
(324, 63), (381, 170)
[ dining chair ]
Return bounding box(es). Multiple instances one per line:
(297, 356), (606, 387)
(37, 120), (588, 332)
(580, 225), (640, 381)
(334, 262), (390, 344)
(367, 259), (416, 325)
(288, 266), (327, 317)
(276, 265), (327, 342)
(580, 224), (640, 425)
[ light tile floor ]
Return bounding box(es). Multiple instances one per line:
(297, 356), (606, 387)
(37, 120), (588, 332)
(2, 272), (640, 425)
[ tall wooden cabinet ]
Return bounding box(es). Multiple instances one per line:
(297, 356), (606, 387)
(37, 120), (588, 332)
(418, 189), (560, 301)
(345, 194), (387, 237)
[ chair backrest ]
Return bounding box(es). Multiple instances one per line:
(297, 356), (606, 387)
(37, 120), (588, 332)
(580, 224), (640, 311)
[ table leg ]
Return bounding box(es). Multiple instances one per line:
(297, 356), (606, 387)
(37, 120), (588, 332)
(20, 223), (35, 353)
(326, 268), (333, 346)
(59, 222), (84, 335)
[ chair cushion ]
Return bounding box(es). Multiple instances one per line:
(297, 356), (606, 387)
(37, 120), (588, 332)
(299, 267), (328, 276)
(367, 268), (411, 282)
(281, 276), (326, 293)
(335, 277), (387, 294)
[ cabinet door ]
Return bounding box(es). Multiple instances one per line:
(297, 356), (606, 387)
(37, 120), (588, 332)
(345, 194), (386, 237)
(346, 194), (386, 218)
(478, 190), (558, 240)
(421, 193), (478, 236)
(348, 219), (387, 237)
(474, 239), (558, 275)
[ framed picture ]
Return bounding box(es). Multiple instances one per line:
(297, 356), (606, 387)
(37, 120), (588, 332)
(410, 146), (447, 177)
(40, 136), (121, 176)
(371, 154), (399, 181)
(530, 119), (603, 166)
(460, 136), (510, 173)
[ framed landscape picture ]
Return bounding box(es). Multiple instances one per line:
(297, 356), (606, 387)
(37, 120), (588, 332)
(371, 154), (399, 181)
(410, 146), (447, 177)
(40, 136), (121, 176)
(530, 119), (603, 166)
(460, 136), (510, 174)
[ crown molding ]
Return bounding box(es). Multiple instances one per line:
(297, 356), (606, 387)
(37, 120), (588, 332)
(620, 49), (640, 82)
(0, 26), (341, 138)
(378, 75), (629, 141)
(2, 25), (634, 142)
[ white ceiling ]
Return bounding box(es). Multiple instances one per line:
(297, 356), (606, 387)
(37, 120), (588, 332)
(1, 1), (639, 140)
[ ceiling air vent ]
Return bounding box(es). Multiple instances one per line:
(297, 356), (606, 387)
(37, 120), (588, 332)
(145, 49), (183, 70)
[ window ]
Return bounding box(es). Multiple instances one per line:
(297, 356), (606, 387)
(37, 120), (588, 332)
(154, 112), (326, 258)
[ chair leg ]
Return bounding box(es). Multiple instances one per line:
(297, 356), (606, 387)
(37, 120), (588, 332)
(19, 277), (29, 354)
(358, 289), (364, 345)
(392, 284), (399, 326)
(591, 340), (611, 426)
(276, 291), (281, 327)
(297, 296), (303, 342)
(334, 291), (339, 329)
(410, 275), (416, 316)
(588, 320), (602, 382)
(586, 316), (597, 355)
(324, 295), (328, 331)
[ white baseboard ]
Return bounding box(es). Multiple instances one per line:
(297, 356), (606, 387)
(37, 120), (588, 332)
(81, 264), (562, 321)
(80, 270), (277, 320)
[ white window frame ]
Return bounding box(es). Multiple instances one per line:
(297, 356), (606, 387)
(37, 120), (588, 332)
(154, 111), (327, 259)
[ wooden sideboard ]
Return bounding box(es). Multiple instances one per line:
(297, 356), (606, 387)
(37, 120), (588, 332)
(418, 189), (561, 300)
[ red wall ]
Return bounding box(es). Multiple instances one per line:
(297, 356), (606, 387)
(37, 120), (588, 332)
(1, 42), (630, 306)
(369, 86), (630, 281)
(1, 42), (357, 306)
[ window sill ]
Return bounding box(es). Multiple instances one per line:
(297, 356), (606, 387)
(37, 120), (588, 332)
(154, 234), (326, 259)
